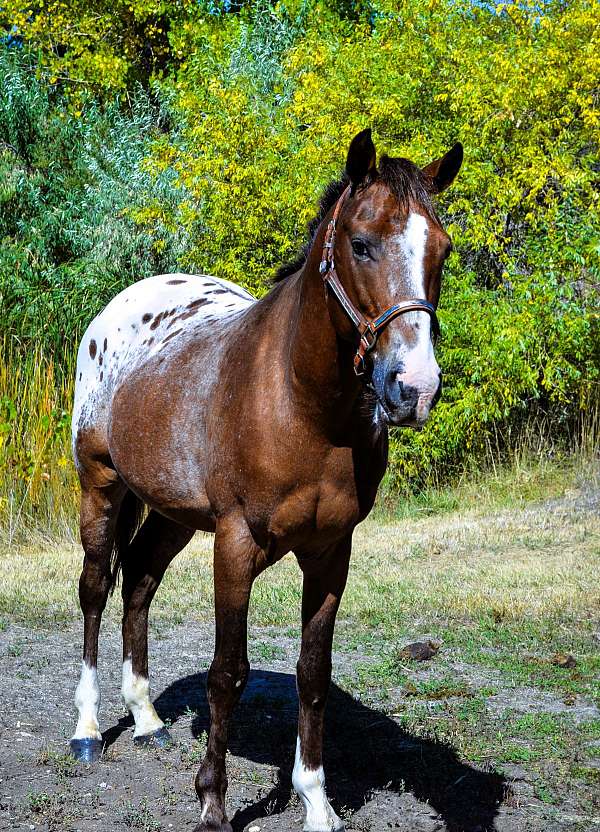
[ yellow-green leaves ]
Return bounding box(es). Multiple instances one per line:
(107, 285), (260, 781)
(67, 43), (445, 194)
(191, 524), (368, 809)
(0, 0), (186, 100)
(130, 0), (599, 484)
(2, 0), (598, 488)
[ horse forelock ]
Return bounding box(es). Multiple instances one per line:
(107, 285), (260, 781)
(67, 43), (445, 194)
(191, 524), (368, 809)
(274, 156), (437, 282)
(377, 155), (436, 216)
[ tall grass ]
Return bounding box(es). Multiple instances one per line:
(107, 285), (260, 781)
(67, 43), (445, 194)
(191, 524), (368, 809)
(0, 340), (77, 544)
(376, 407), (600, 520)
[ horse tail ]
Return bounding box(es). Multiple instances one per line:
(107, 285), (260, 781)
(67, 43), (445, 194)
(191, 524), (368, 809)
(110, 490), (146, 594)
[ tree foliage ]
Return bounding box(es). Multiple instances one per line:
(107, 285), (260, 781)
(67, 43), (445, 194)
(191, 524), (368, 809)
(0, 49), (188, 351)
(0, 0), (184, 96)
(137, 0), (600, 482)
(0, 0), (598, 488)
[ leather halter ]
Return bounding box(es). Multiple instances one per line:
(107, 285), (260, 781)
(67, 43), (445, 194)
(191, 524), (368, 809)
(319, 185), (440, 376)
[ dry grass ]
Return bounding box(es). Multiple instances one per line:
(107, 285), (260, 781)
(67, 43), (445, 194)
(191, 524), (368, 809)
(0, 339), (78, 544)
(2, 460), (598, 829)
(353, 490), (600, 623)
(1, 462), (598, 632)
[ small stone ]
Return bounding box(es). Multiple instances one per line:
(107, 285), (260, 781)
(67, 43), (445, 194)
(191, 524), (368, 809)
(249, 826), (261, 832)
(397, 640), (440, 662)
(551, 652), (577, 668)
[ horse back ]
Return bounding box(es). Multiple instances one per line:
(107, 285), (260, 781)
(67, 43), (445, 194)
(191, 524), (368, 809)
(72, 273), (254, 491)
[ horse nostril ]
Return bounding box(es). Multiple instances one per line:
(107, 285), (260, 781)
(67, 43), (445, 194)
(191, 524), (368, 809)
(398, 382), (418, 407)
(385, 371), (418, 409)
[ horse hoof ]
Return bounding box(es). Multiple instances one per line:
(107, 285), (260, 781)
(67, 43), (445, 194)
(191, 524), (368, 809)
(192, 823), (233, 832)
(133, 726), (173, 749)
(69, 737), (103, 763)
(304, 827), (345, 832)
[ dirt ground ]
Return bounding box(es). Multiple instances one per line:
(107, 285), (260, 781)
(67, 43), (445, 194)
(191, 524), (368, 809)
(1, 478), (599, 832)
(0, 615), (597, 832)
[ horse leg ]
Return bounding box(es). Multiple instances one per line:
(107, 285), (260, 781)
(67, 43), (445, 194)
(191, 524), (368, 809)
(194, 515), (261, 832)
(70, 482), (125, 762)
(120, 511), (194, 745)
(293, 535), (352, 832)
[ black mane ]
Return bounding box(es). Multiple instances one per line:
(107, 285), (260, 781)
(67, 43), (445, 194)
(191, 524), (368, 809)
(274, 175), (351, 281)
(274, 156), (435, 282)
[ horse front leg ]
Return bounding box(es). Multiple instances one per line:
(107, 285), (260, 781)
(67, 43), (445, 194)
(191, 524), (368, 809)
(293, 535), (352, 832)
(194, 514), (262, 832)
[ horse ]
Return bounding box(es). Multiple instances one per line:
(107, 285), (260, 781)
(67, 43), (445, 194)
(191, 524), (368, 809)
(69, 128), (462, 832)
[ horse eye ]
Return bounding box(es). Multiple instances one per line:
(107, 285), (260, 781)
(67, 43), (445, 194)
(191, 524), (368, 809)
(351, 239), (370, 260)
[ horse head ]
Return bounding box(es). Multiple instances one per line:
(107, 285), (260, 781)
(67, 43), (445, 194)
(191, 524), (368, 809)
(324, 129), (462, 428)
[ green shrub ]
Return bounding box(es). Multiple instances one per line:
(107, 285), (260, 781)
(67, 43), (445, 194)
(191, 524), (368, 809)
(0, 48), (189, 353)
(135, 0), (600, 485)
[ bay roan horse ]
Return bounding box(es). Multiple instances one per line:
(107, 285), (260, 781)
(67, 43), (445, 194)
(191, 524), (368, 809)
(70, 129), (462, 831)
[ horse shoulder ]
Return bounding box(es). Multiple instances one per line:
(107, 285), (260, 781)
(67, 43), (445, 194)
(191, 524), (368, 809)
(230, 426), (385, 554)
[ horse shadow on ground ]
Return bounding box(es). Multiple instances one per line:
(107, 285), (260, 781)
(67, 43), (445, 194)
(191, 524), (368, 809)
(104, 670), (506, 832)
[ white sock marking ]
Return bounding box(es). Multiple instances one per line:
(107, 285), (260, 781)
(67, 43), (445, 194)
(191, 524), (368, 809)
(121, 658), (164, 737)
(73, 661), (102, 740)
(292, 736), (343, 831)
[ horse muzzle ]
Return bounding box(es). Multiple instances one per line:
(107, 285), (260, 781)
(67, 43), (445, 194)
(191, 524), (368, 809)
(378, 368), (442, 428)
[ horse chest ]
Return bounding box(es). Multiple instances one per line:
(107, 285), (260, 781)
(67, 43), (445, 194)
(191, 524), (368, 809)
(249, 445), (378, 553)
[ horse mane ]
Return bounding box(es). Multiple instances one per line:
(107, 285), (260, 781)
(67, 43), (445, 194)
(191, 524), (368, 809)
(274, 175), (351, 281)
(274, 155), (435, 282)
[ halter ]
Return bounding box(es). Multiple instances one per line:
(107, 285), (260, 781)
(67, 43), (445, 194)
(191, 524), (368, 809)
(319, 185), (440, 376)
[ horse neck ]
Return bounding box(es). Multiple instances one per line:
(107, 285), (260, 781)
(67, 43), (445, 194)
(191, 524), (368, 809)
(282, 234), (362, 425)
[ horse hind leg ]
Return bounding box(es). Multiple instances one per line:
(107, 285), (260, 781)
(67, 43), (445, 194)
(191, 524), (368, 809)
(120, 511), (194, 746)
(70, 475), (129, 762)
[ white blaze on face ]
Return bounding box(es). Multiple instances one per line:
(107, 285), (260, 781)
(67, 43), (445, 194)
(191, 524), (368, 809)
(392, 212), (440, 413)
(73, 661), (102, 740)
(292, 736), (344, 831)
(121, 658), (164, 737)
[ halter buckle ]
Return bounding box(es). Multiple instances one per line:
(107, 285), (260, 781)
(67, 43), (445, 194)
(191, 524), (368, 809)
(354, 353), (367, 376)
(353, 327), (377, 376)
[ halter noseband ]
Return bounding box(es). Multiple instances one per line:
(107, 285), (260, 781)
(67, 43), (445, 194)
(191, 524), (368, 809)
(319, 185), (440, 376)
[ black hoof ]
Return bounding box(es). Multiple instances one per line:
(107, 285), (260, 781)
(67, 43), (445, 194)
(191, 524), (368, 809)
(133, 726), (173, 749)
(69, 737), (103, 763)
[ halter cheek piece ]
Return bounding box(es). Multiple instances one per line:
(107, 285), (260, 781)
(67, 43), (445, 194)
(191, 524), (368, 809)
(319, 185), (440, 376)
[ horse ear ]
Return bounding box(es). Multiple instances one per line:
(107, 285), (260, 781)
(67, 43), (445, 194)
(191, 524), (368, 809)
(422, 142), (463, 193)
(346, 128), (377, 187)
